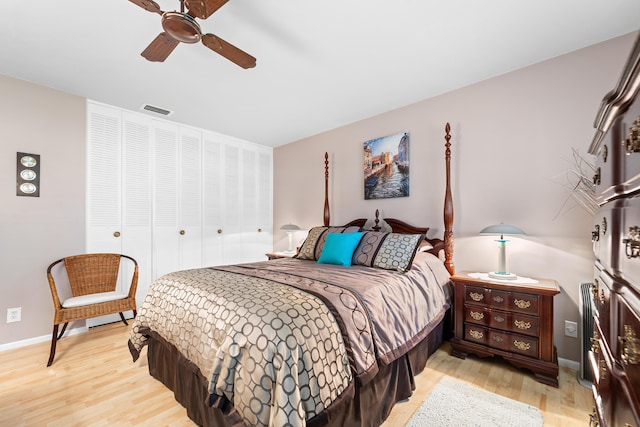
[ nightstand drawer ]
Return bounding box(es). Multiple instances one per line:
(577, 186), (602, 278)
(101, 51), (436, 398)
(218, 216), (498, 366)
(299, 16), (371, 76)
(465, 287), (490, 306)
(509, 334), (539, 358)
(464, 324), (489, 345)
(507, 292), (539, 315)
(486, 330), (539, 357)
(509, 313), (540, 337)
(464, 307), (489, 325)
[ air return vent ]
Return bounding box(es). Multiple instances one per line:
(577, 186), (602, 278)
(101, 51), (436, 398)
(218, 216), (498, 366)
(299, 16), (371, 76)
(141, 104), (173, 116)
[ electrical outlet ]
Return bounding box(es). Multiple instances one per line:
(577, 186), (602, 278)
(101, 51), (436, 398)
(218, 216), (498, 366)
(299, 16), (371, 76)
(6, 307), (21, 323)
(564, 320), (578, 338)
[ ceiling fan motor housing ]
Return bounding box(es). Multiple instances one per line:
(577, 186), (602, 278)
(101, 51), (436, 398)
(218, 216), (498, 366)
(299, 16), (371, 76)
(162, 12), (202, 43)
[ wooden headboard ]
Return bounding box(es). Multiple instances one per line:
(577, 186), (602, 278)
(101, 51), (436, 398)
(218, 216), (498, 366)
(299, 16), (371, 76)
(322, 123), (454, 275)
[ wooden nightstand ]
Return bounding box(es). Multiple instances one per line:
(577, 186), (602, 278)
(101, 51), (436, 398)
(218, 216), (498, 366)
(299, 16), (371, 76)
(265, 251), (296, 260)
(450, 271), (561, 387)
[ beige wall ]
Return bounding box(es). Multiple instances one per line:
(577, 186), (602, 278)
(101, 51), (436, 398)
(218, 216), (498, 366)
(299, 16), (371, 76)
(273, 31), (639, 363)
(0, 75), (86, 346)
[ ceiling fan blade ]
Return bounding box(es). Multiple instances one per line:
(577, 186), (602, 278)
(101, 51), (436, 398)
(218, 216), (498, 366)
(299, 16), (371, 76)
(185, 0), (229, 19)
(129, 0), (163, 15)
(202, 33), (256, 69)
(141, 33), (180, 62)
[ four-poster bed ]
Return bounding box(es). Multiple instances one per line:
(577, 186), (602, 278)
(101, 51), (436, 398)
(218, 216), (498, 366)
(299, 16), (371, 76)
(129, 123), (455, 426)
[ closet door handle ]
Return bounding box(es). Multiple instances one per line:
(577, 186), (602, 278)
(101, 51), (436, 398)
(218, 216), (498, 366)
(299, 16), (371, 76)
(113, 231), (121, 238)
(180, 230), (186, 235)
(217, 229), (223, 234)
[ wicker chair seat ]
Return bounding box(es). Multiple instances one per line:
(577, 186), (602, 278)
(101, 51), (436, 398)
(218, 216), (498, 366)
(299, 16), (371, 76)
(62, 291), (129, 308)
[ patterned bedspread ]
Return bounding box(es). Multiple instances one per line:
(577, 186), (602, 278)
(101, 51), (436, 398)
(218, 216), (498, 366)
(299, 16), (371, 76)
(128, 252), (451, 427)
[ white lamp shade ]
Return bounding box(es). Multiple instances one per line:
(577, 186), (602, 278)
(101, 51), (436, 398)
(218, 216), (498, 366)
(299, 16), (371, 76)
(281, 223), (301, 231)
(479, 223), (526, 237)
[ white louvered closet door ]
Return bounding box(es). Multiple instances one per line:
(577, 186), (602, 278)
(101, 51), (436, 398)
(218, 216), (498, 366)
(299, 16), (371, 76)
(152, 122), (180, 279)
(121, 112), (152, 303)
(86, 104), (123, 327)
(87, 104), (122, 256)
(178, 128), (202, 270)
(241, 148), (258, 259)
(222, 144), (244, 264)
(256, 149), (273, 259)
(87, 104), (152, 327)
(202, 132), (223, 267)
(152, 123), (203, 279)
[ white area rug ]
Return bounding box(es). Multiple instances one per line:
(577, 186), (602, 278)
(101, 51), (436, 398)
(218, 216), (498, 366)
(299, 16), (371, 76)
(406, 376), (544, 427)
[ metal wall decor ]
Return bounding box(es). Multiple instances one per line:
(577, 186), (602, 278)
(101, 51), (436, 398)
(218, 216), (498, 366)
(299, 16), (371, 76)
(16, 152), (40, 197)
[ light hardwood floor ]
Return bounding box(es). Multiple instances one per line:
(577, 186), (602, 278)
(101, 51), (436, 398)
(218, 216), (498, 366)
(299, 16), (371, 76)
(0, 322), (592, 426)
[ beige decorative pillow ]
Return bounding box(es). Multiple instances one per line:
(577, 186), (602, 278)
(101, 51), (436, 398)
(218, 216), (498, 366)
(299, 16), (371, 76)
(372, 233), (424, 272)
(351, 231), (389, 266)
(296, 226), (361, 260)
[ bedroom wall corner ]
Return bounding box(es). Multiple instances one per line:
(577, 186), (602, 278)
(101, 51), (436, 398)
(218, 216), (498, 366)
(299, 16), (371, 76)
(0, 74), (86, 348)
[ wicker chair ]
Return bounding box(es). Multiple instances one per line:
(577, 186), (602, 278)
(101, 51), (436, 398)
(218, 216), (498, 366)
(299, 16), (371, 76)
(46, 253), (138, 366)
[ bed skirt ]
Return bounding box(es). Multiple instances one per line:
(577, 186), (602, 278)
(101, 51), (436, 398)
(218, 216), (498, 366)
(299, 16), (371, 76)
(146, 308), (451, 427)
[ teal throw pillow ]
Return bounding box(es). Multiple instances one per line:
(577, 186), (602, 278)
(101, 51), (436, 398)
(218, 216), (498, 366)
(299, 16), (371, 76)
(317, 232), (364, 266)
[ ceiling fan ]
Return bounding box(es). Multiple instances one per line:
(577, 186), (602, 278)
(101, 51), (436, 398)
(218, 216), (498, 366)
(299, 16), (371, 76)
(129, 0), (256, 69)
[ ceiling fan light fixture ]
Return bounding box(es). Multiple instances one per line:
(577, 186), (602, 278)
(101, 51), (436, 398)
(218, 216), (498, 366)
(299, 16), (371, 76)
(142, 104), (173, 116)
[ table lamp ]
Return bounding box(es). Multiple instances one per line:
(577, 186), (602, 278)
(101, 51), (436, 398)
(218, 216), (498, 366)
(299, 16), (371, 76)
(479, 223), (526, 280)
(281, 223), (301, 253)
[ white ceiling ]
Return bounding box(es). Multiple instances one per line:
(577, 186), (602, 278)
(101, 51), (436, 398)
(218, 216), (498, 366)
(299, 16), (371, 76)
(1, 1), (638, 147)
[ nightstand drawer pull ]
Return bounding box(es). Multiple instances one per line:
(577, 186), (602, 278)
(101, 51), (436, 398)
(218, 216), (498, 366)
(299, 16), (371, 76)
(599, 360), (607, 379)
(623, 226), (640, 258)
(469, 311), (484, 321)
(469, 330), (483, 340)
(469, 292), (484, 302)
(591, 335), (600, 354)
(513, 340), (531, 351)
(618, 324), (640, 365)
(623, 116), (640, 153)
(514, 320), (532, 330)
(492, 335), (504, 343)
(493, 315), (505, 323)
(514, 299), (531, 309)
(493, 295), (504, 303)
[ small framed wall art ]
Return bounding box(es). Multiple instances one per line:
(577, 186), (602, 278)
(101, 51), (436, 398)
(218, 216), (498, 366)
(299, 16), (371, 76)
(363, 132), (410, 200)
(16, 152), (40, 197)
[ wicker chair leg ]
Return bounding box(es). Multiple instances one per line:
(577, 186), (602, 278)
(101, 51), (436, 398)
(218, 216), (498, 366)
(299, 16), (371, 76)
(47, 322), (69, 367)
(47, 325), (59, 367)
(133, 309), (137, 318)
(57, 322), (69, 340)
(119, 312), (128, 326)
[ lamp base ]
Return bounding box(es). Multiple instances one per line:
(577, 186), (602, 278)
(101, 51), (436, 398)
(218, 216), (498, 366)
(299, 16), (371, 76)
(488, 271), (517, 280)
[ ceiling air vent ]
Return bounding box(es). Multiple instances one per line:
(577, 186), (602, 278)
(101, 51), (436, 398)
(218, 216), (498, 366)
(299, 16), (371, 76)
(141, 104), (173, 116)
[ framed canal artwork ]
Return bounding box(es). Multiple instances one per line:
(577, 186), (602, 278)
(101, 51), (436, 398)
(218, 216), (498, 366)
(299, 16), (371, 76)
(363, 132), (409, 200)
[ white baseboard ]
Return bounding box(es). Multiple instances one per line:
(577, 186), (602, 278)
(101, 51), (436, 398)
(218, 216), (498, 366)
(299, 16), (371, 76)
(0, 326), (88, 353)
(558, 357), (580, 371)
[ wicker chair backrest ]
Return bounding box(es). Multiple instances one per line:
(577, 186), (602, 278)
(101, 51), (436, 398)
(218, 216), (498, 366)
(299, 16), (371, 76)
(63, 253), (122, 297)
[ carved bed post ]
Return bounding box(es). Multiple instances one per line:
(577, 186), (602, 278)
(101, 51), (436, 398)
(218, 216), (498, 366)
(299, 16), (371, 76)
(443, 123), (455, 275)
(324, 152), (330, 227)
